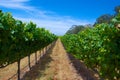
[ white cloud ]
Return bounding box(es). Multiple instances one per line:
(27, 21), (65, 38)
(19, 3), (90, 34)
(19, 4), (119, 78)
(0, 0), (34, 10)
(0, 0), (93, 35)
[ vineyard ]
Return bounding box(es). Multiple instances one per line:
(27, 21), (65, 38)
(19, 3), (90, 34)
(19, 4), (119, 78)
(0, 10), (57, 80)
(0, 10), (120, 80)
(61, 13), (120, 80)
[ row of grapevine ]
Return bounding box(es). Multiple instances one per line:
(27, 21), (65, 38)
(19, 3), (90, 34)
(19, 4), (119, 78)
(61, 13), (120, 80)
(0, 10), (57, 80)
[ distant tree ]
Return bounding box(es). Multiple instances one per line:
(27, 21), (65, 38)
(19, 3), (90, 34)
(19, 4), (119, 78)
(0, 10), (2, 12)
(66, 25), (86, 34)
(94, 14), (113, 26)
(114, 5), (120, 15)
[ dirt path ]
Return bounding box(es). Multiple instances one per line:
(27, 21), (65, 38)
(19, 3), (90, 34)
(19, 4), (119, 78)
(22, 39), (97, 80)
(44, 39), (82, 80)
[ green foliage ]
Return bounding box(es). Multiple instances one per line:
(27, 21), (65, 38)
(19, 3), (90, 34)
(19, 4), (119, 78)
(0, 11), (57, 67)
(61, 15), (120, 80)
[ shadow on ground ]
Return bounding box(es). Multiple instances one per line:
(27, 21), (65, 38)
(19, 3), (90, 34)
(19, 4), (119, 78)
(67, 54), (99, 80)
(21, 44), (55, 80)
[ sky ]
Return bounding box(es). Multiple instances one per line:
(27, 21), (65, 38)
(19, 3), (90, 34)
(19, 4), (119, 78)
(0, 0), (120, 35)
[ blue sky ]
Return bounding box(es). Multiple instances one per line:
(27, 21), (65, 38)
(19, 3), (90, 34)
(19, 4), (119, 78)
(0, 0), (120, 35)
